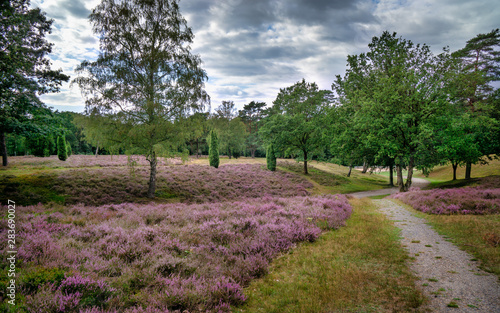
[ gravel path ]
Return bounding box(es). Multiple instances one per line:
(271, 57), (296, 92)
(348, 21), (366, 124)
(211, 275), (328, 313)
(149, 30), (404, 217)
(375, 199), (500, 312)
(349, 177), (430, 198)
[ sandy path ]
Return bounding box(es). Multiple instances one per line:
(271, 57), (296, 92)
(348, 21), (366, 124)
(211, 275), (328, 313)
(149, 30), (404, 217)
(348, 177), (430, 198)
(375, 199), (500, 312)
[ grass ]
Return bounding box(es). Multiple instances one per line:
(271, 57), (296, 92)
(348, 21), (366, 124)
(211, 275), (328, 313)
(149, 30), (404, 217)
(422, 157), (500, 182)
(279, 160), (390, 195)
(235, 198), (425, 313)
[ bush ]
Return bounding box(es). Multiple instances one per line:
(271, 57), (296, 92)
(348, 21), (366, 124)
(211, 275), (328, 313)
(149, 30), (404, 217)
(57, 135), (68, 161)
(266, 144), (276, 171)
(209, 130), (219, 168)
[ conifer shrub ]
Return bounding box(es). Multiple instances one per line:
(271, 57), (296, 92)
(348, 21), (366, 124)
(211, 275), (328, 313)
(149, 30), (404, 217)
(266, 144), (276, 171)
(57, 135), (68, 161)
(66, 140), (72, 157)
(209, 130), (219, 168)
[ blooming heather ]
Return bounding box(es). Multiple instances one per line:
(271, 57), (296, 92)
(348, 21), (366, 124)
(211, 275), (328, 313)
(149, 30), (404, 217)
(391, 186), (500, 215)
(9, 163), (312, 205)
(1, 195), (352, 312)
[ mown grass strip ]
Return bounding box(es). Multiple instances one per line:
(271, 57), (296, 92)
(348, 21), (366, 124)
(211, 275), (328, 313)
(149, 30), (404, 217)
(235, 198), (425, 313)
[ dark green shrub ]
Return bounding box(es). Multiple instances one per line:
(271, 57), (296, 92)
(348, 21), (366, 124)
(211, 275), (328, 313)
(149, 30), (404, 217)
(209, 130), (219, 168)
(57, 135), (68, 161)
(266, 144), (276, 171)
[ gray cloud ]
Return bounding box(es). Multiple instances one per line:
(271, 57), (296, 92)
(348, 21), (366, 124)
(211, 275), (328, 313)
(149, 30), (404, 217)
(36, 0), (500, 112)
(44, 0), (90, 21)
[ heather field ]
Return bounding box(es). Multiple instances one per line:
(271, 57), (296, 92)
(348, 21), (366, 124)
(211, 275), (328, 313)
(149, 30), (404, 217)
(0, 158), (313, 206)
(1, 195), (352, 312)
(391, 176), (500, 215)
(1, 155), (357, 312)
(5, 155), (499, 312)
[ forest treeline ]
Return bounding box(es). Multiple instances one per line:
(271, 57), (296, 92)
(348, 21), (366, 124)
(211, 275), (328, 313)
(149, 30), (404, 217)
(1, 0), (499, 195)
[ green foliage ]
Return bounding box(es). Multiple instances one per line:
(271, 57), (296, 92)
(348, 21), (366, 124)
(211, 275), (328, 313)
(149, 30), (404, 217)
(0, 0), (69, 166)
(209, 130), (219, 168)
(333, 31), (452, 191)
(66, 139), (72, 156)
(72, 0), (208, 198)
(266, 144), (276, 171)
(238, 101), (267, 157)
(211, 101), (248, 158)
(21, 268), (65, 294)
(57, 135), (68, 161)
(259, 79), (331, 174)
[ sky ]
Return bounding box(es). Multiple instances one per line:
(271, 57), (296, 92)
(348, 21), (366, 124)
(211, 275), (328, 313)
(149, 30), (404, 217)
(31, 0), (500, 113)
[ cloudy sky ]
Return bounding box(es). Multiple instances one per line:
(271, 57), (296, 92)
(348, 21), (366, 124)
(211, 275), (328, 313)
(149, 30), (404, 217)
(31, 0), (499, 113)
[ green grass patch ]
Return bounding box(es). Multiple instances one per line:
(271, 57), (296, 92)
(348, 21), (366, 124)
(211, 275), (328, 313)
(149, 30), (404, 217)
(421, 157), (500, 182)
(235, 198), (425, 313)
(277, 160), (391, 195)
(0, 173), (67, 205)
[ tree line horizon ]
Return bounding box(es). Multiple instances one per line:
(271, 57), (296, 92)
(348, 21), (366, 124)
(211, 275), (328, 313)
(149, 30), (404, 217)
(1, 0), (499, 197)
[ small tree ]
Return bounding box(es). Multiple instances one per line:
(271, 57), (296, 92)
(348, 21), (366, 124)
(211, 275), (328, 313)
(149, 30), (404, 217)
(266, 144), (276, 171)
(209, 130), (219, 168)
(57, 135), (68, 161)
(73, 0), (208, 198)
(66, 139), (72, 157)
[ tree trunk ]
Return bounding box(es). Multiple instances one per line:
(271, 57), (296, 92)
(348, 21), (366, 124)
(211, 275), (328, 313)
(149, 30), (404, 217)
(303, 150), (308, 175)
(389, 162), (394, 187)
(251, 148), (255, 158)
(396, 163), (405, 192)
(404, 156), (415, 191)
(147, 152), (157, 199)
(465, 162), (472, 179)
(361, 158), (368, 173)
(95, 143), (99, 157)
(195, 139), (200, 158)
(347, 165), (352, 177)
(0, 132), (8, 166)
(452, 162), (458, 181)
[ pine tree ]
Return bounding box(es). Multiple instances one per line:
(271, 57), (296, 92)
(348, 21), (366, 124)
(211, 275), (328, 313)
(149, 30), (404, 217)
(266, 144), (276, 171)
(57, 135), (68, 161)
(209, 130), (219, 168)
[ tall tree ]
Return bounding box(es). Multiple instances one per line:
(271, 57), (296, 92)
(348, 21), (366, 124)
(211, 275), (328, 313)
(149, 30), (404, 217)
(73, 0), (208, 198)
(451, 29), (500, 179)
(334, 32), (450, 191)
(238, 101), (266, 158)
(0, 0), (69, 165)
(260, 79), (331, 174)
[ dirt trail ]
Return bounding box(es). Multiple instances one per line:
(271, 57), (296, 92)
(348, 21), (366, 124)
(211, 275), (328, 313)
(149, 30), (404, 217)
(375, 199), (500, 312)
(348, 177), (430, 198)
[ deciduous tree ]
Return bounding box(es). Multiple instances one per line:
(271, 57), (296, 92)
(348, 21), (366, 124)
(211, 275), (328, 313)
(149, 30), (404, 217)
(0, 0), (69, 165)
(73, 0), (208, 198)
(260, 79), (331, 174)
(334, 32), (450, 191)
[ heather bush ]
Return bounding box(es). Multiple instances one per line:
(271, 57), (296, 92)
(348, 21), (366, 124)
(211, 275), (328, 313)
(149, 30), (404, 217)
(2, 164), (314, 205)
(7, 154), (184, 169)
(391, 186), (500, 215)
(4, 195), (352, 312)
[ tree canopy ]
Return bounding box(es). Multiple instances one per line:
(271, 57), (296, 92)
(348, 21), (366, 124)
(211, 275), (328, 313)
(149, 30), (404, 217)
(0, 0), (69, 165)
(73, 0), (208, 198)
(260, 79), (331, 174)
